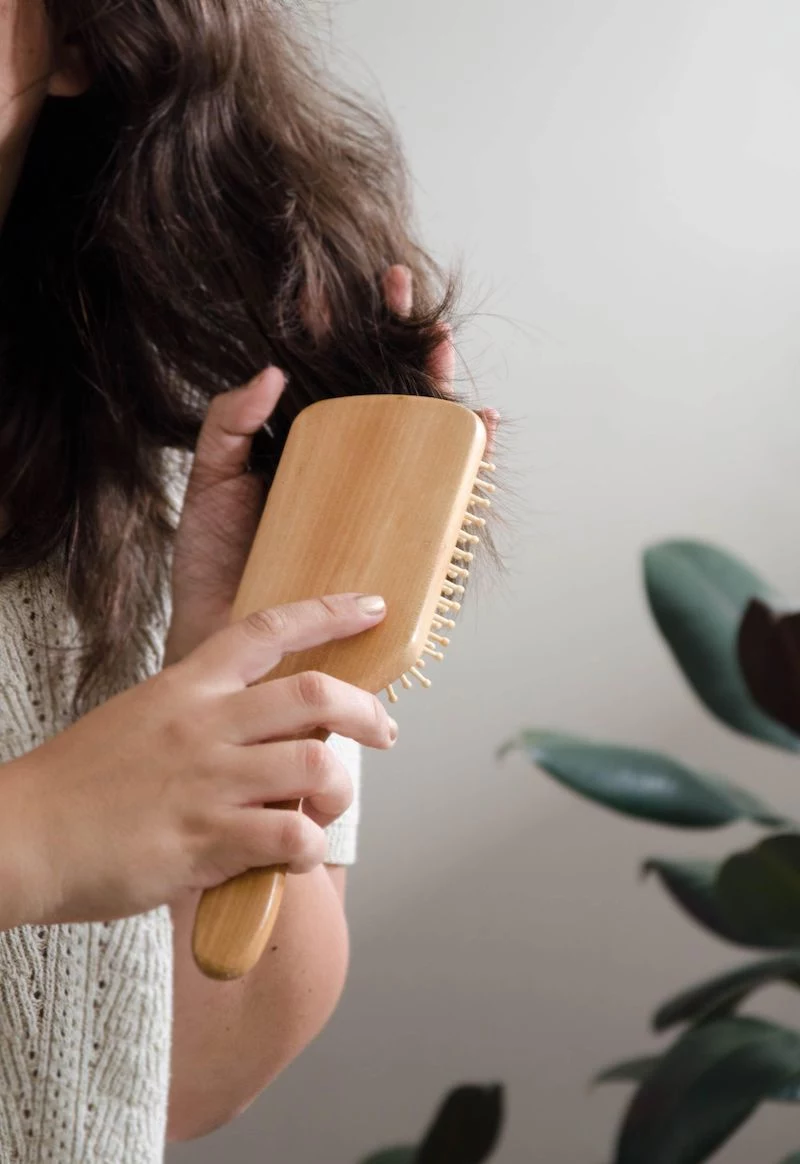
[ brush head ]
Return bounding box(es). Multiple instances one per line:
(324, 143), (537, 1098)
(230, 394), (490, 695)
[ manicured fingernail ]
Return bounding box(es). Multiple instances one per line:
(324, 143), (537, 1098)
(388, 717), (399, 745)
(356, 595), (386, 616)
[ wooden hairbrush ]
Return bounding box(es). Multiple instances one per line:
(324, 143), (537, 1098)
(192, 393), (494, 980)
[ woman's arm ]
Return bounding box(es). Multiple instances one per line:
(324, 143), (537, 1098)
(167, 865), (349, 1142)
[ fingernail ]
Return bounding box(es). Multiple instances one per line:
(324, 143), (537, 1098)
(356, 595), (386, 616)
(388, 717), (399, 745)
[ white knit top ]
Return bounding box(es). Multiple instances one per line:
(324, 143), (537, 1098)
(0, 448), (361, 1163)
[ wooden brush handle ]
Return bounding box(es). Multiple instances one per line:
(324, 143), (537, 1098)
(190, 396), (489, 981)
(192, 727), (329, 980)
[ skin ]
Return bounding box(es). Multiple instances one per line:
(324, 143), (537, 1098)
(0, 2), (499, 1141)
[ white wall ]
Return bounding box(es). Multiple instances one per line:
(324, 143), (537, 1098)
(169, 2), (800, 1160)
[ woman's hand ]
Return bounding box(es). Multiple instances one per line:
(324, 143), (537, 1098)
(2, 595), (395, 930)
(382, 264), (500, 450)
(163, 365), (284, 665)
(164, 266), (499, 665)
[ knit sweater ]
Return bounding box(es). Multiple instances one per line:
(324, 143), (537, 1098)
(0, 448), (361, 1163)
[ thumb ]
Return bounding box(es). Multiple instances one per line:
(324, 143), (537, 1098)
(190, 366), (285, 491)
(181, 593), (388, 691)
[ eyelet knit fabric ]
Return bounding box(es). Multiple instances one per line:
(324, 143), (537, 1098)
(0, 448), (361, 1162)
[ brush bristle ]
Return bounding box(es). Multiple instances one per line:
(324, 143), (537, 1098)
(382, 459), (495, 700)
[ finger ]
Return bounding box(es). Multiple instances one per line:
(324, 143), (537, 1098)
(218, 807), (328, 878)
(383, 264), (413, 318)
(233, 738), (353, 826)
(221, 671), (396, 749)
(381, 266), (496, 457)
(428, 322), (456, 391)
(189, 366), (285, 490)
(382, 264), (457, 391)
(182, 593), (388, 691)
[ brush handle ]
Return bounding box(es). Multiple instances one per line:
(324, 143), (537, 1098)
(192, 727), (329, 980)
(190, 397), (489, 980)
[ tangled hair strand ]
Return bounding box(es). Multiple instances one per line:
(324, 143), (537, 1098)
(0, 0), (466, 715)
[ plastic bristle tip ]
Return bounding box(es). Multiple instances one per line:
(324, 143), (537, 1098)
(424, 646), (445, 661)
(429, 634), (451, 646)
(463, 514), (487, 527)
(400, 674), (413, 690)
(386, 685), (399, 704)
(458, 532), (480, 545)
(452, 549), (474, 563)
(432, 616), (457, 630)
(475, 479), (497, 493)
(410, 667), (432, 689)
(447, 566), (469, 579)
(469, 495), (492, 509)
(480, 460), (497, 473)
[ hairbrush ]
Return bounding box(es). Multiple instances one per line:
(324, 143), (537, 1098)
(192, 393), (494, 980)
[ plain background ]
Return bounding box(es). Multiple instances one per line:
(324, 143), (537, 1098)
(169, 1), (800, 1160)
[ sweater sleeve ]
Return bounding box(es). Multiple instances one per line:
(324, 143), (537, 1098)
(324, 735), (361, 865)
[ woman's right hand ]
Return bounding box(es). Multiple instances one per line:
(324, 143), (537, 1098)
(0, 593), (395, 930)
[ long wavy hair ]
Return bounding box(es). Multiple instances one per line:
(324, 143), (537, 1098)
(0, 0), (463, 715)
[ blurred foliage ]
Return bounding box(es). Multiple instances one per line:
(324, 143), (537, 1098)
(360, 1086), (503, 1164)
(501, 540), (800, 1163)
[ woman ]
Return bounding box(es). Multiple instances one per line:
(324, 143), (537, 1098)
(0, 2), (495, 1160)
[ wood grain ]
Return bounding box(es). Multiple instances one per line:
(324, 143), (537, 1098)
(192, 395), (488, 980)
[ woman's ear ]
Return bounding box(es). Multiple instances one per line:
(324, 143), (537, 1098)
(47, 41), (92, 98)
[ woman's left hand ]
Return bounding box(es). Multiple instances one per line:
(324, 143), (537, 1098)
(164, 266), (499, 666)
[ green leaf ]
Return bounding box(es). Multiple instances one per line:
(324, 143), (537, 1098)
(612, 1017), (800, 1164)
(704, 774), (792, 829)
(644, 859), (787, 948)
(598, 1045), (800, 1103)
(359, 1086), (503, 1164)
(653, 955), (800, 1032)
(417, 1085), (503, 1164)
(737, 598), (800, 735)
(717, 835), (800, 947)
(643, 540), (800, 751)
(595, 1057), (659, 1085)
(500, 730), (786, 829)
(360, 1153), (415, 1164)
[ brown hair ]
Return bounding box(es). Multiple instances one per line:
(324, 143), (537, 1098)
(0, 0), (463, 715)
